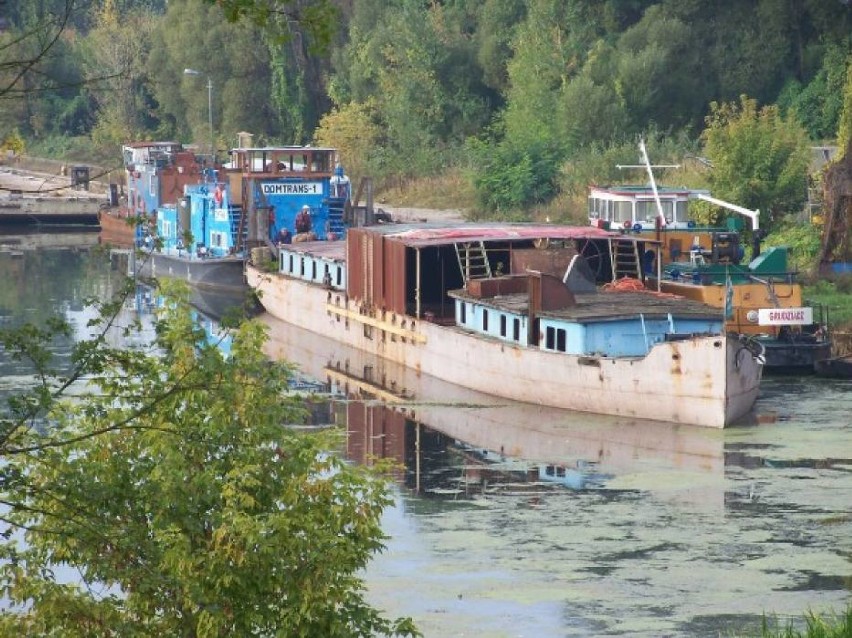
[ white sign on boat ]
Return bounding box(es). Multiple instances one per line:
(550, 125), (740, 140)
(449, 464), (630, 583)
(261, 182), (322, 195)
(758, 307), (813, 326)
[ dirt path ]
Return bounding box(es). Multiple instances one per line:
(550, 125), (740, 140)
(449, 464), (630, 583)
(376, 206), (467, 224)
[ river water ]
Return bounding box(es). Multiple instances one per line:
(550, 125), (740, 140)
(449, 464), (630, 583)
(1, 234), (850, 637)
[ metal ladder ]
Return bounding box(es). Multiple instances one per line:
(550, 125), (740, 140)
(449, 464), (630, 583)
(326, 198), (346, 236)
(610, 238), (642, 279)
(455, 242), (492, 281)
(229, 204), (245, 249)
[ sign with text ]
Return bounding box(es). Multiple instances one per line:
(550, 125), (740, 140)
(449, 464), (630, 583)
(758, 307), (813, 326)
(262, 182), (322, 196)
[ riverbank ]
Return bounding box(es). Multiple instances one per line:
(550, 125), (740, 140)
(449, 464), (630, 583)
(0, 162), (108, 224)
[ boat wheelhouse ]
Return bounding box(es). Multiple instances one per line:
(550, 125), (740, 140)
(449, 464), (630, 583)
(226, 146), (350, 244)
(587, 142), (831, 372)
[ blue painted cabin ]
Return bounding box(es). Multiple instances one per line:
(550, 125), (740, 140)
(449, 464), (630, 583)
(154, 172), (239, 257)
(228, 146), (350, 242)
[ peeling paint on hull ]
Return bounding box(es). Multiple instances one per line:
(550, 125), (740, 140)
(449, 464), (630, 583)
(247, 264), (762, 428)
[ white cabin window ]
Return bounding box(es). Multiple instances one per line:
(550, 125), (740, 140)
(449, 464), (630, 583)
(613, 201), (632, 223)
(675, 201), (689, 223)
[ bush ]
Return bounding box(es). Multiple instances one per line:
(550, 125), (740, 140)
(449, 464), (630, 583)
(469, 137), (562, 213)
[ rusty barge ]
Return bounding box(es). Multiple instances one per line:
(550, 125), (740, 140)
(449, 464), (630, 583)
(246, 223), (765, 428)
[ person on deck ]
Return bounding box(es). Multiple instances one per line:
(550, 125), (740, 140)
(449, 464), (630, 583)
(295, 205), (312, 234)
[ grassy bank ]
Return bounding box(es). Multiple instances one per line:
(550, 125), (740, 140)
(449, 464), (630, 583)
(744, 604), (852, 637)
(803, 276), (852, 331)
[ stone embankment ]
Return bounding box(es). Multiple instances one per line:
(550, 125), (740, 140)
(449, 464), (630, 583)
(0, 157), (109, 223)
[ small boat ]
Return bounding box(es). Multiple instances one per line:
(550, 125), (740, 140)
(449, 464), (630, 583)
(588, 141), (832, 373)
(247, 222), (764, 428)
(814, 354), (852, 378)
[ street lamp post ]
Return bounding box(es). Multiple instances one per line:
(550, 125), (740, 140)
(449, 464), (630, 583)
(183, 68), (214, 160)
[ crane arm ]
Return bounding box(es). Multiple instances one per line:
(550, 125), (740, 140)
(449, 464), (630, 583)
(696, 193), (760, 231)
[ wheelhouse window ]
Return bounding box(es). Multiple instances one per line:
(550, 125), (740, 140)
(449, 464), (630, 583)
(513, 318), (520, 341)
(482, 309), (489, 332)
(675, 201), (689, 223)
(613, 201), (632, 224)
(500, 314), (507, 337)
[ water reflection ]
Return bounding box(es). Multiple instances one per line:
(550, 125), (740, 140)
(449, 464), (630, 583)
(3, 243), (849, 637)
(262, 316), (850, 637)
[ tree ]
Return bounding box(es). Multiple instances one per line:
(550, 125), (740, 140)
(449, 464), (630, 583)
(147, 0), (284, 149)
(701, 95), (811, 228)
(81, 0), (157, 151)
(314, 99), (383, 185)
(211, 0), (341, 53)
(0, 280), (417, 637)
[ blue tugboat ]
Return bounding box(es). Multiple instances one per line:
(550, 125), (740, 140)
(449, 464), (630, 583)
(137, 144), (354, 292)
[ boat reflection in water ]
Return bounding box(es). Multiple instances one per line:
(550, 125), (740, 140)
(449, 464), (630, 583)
(260, 314), (727, 509)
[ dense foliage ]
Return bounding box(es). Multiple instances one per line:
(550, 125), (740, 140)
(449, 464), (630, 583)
(0, 280), (416, 637)
(0, 0), (851, 221)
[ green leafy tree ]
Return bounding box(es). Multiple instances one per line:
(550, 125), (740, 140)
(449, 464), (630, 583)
(702, 95), (810, 229)
(779, 43), (851, 140)
(0, 280), (417, 637)
(210, 0), (340, 53)
(473, 0), (526, 95)
(835, 57), (852, 158)
(314, 99), (383, 185)
(331, 0), (491, 177)
(148, 0), (283, 149)
(81, 0), (157, 152)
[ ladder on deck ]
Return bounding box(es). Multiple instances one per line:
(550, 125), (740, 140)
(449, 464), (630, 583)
(229, 204), (246, 251)
(610, 238), (642, 279)
(326, 199), (346, 236)
(455, 242), (492, 281)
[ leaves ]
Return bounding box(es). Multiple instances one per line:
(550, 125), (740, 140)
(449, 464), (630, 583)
(0, 278), (416, 636)
(702, 95), (811, 228)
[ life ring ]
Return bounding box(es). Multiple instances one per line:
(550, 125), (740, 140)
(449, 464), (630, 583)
(213, 185), (224, 206)
(623, 220), (632, 230)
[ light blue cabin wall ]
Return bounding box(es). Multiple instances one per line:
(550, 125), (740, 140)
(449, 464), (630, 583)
(278, 249), (346, 290)
(543, 316), (722, 357)
(156, 205), (180, 248)
(454, 300), (528, 345)
(128, 168), (160, 215)
(180, 184), (233, 256)
(537, 320), (585, 353)
(454, 300), (722, 355)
